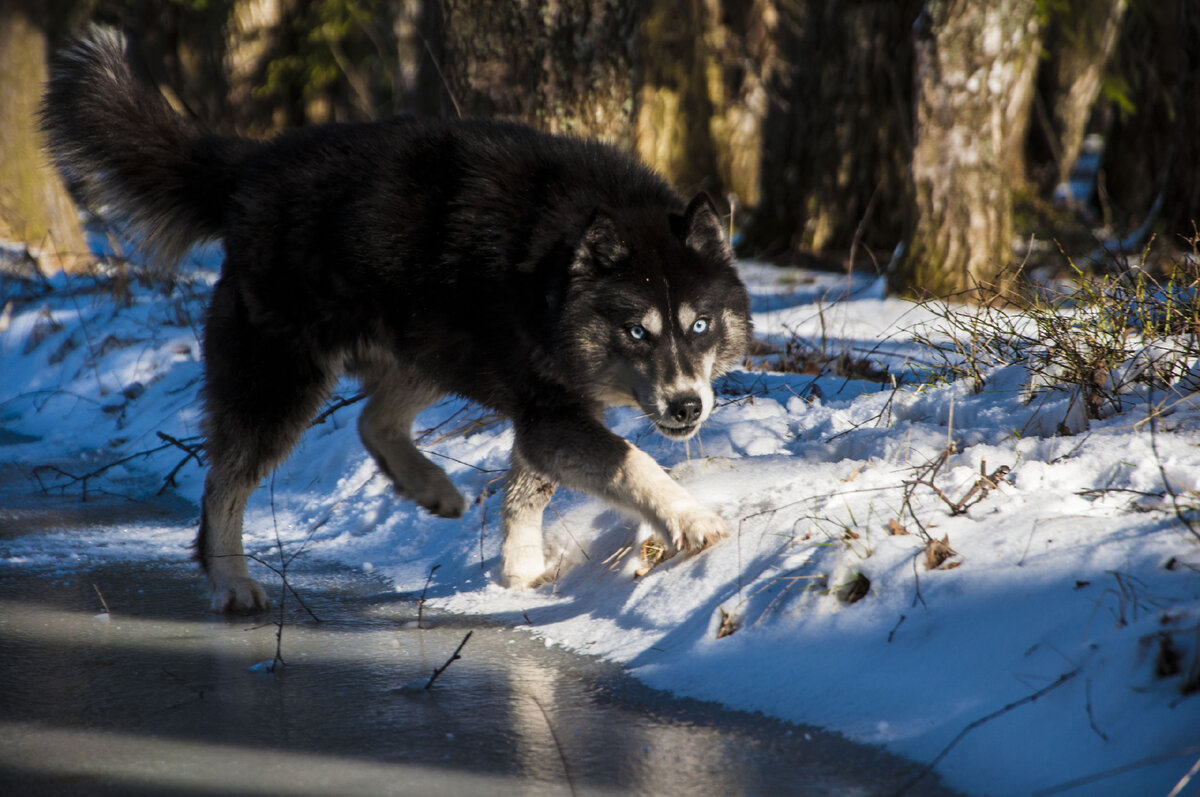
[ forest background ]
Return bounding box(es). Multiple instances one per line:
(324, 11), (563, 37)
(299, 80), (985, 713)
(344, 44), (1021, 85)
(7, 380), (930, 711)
(1, 0), (1198, 297)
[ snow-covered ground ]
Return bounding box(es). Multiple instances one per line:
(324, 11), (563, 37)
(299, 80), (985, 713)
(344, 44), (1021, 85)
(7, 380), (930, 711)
(2, 246), (1198, 796)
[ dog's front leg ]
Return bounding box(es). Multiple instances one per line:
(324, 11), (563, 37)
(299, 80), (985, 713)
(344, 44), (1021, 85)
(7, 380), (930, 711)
(605, 443), (728, 554)
(512, 413), (726, 577)
(500, 450), (557, 589)
(198, 473), (271, 614)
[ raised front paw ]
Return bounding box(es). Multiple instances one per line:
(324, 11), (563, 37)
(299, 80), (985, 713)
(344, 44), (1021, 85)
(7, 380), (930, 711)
(210, 576), (271, 614)
(666, 502), (729, 554)
(400, 467), (467, 518)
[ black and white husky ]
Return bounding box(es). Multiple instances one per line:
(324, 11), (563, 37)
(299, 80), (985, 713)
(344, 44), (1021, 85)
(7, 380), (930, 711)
(41, 28), (752, 613)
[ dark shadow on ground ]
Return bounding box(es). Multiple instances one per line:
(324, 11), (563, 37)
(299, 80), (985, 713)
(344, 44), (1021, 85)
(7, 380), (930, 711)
(0, 485), (959, 796)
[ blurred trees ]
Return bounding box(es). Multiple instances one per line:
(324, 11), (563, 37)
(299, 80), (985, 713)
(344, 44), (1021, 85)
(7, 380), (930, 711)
(750, 1), (919, 265)
(439, 0), (638, 145)
(1101, 0), (1200, 240)
(6, 0), (1197, 296)
(0, 0), (88, 272)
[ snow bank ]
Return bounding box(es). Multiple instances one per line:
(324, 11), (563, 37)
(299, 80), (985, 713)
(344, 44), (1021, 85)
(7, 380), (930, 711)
(2, 257), (1197, 796)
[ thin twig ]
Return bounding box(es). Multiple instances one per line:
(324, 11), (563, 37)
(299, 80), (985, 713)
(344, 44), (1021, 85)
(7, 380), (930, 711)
(93, 583), (111, 615)
(1084, 678), (1108, 743)
(240, 554), (321, 622)
(425, 630), (472, 690)
(1148, 387), (1200, 542)
(1033, 744), (1200, 796)
(417, 564), (441, 630)
(268, 473), (285, 673)
(896, 670), (1078, 796)
(1166, 752), (1200, 797)
(309, 393), (366, 427)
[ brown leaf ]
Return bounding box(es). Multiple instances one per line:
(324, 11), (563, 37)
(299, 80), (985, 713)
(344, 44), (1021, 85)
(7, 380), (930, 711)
(924, 535), (958, 570)
(887, 519), (910, 536)
(716, 607), (738, 639)
(635, 537), (668, 577)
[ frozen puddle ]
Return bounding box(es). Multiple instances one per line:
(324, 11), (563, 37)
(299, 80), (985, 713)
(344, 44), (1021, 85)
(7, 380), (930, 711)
(0, 490), (956, 796)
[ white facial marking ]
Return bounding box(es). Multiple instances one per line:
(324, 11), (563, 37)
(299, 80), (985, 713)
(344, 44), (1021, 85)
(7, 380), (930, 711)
(640, 307), (663, 338)
(677, 302), (698, 334)
(652, 350), (718, 436)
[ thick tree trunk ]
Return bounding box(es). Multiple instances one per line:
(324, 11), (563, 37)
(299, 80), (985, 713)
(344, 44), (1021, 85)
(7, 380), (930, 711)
(0, 1), (88, 273)
(439, 0), (638, 146)
(891, 0), (1042, 298)
(744, 1), (920, 263)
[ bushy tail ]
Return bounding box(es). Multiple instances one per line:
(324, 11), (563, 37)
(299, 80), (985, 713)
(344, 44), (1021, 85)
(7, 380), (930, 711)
(39, 26), (259, 267)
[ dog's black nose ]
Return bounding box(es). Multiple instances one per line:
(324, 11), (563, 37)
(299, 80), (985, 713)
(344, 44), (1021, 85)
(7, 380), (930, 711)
(667, 395), (703, 425)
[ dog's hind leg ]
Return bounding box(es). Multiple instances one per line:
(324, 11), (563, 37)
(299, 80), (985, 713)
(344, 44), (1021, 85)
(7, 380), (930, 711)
(356, 363), (466, 518)
(500, 449), (556, 589)
(197, 278), (335, 614)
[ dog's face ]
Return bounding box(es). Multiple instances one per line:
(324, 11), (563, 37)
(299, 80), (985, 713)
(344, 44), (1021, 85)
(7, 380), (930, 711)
(561, 193), (751, 440)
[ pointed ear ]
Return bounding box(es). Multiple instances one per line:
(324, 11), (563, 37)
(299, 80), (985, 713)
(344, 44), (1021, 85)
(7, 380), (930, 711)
(571, 209), (628, 274)
(681, 192), (733, 264)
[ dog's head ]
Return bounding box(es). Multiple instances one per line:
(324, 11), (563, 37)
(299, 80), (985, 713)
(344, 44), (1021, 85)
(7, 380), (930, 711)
(561, 193), (751, 440)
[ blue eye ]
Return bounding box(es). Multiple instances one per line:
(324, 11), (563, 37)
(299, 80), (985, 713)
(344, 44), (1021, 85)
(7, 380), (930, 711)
(692, 318), (710, 334)
(628, 325), (646, 341)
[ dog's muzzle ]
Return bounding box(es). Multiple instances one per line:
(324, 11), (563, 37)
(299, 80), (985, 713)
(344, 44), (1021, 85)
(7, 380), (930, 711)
(654, 392), (705, 440)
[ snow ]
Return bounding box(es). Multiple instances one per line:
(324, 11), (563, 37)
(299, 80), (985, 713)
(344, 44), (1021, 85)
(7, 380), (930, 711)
(2, 248), (1198, 796)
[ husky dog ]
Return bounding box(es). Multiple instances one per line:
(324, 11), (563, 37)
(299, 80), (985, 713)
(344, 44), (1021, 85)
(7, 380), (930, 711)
(41, 28), (752, 613)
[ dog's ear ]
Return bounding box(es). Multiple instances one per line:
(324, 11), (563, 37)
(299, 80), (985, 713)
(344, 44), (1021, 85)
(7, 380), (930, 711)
(571, 208), (628, 274)
(681, 192), (733, 264)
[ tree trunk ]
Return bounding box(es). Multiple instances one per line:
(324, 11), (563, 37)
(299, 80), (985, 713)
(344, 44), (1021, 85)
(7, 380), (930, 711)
(744, 0), (920, 264)
(635, 0), (779, 211)
(635, 0), (720, 196)
(439, 0), (638, 146)
(226, 0), (289, 134)
(1029, 0), (1126, 197)
(891, 0), (1043, 298)
(0, 0), (88, 273)
(1101, 0), (1200, 241)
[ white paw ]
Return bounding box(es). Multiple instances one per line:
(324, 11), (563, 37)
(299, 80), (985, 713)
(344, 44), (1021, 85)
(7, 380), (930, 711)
(667, 502), (728, 554)
(210, 577), (271, 615)
(500, 543), (548, 590)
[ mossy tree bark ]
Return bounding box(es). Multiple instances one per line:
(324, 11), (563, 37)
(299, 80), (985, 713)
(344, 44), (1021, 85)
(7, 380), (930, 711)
(0, 0), (88, 273)
(439, 0), (639, 147)
(890, 0), (1043, 298)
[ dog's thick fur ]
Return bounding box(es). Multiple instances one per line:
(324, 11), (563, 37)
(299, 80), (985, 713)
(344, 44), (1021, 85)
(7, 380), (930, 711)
(41, 28), (752, 613)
